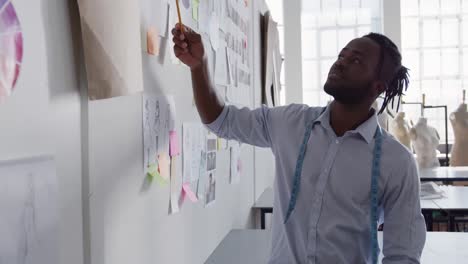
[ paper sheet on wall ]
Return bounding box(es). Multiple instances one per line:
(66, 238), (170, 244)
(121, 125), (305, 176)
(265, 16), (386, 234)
(230, 144), (241, 184)
(159, 1), (170, 37)
(196, 150), (207, 199)
(170, 156), (181, 214)
(209, 12), (220, 51)
(224, 0), (251, 104)
(0, 156), (58, 264)
(182, 123), (207, 185)
(215, 42), (229, 86)
(217, 0), (227, 32)
(78, 0), (143, 100)
(197, 0), (210, 33)
(143, 94), (176, 184)
(205, 133), (217, 207)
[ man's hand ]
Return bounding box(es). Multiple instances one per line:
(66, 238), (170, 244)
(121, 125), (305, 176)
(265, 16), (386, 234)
(171, 23), (205, 70)
(170, 23), (223, 124)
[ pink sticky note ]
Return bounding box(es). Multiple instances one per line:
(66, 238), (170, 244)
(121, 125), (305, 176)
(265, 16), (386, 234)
(169, 131), (180, 156)
(182, 183), (198, 202)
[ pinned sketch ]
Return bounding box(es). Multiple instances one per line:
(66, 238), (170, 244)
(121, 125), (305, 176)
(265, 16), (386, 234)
(77, 0), (143, 100)
(0, 0), (23, 103)
(182, 123), (207, 183)
(0, 156), (58, 264)
(182, 123), (206, 203)
(143, 94), (176, 184)
(205, 133), (217, 206)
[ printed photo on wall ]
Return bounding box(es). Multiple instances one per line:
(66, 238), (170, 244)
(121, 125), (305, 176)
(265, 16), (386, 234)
(205, 171), (216, 206)
(205, 133), (217, 206)
(207, 151), (216, 171)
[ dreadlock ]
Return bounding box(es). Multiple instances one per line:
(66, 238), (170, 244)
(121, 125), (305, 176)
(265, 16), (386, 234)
(363, 33), (410, 114)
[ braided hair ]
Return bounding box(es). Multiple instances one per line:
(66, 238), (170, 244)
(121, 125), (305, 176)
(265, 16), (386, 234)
(363, 33), (409, 114)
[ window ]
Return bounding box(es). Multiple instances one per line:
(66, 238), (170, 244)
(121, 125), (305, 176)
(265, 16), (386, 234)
(301, 0), (382, 107)
(265, 0), (286, 105)
(401, 0), (466, 143)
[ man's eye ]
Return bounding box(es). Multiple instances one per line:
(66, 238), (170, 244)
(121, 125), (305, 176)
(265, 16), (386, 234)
(353, 58), (361, 64)
(338, 55), (344, 60)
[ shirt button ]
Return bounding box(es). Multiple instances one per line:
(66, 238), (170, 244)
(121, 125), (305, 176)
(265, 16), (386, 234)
(335, 140), (339, 144)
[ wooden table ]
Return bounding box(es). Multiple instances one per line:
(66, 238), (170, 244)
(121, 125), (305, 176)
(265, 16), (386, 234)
(420, 167), (468, 183)
(205, 229), (468, 263)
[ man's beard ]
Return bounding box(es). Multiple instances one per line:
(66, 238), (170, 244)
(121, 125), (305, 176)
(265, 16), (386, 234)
(324, 81), (372, 105)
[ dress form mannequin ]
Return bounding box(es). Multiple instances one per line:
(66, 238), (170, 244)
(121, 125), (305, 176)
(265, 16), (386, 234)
(450, 103), (468, 166)
(389, 112), (412, 150)
(372, 101), (389, 131)
(410, 117), (440, 169)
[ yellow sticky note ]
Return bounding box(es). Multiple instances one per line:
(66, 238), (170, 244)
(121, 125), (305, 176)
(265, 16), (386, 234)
(158, 153), (171, 180)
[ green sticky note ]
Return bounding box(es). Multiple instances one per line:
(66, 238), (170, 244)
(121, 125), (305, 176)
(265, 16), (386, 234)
(155, 174), (169, 185)
(147, 163), (159, 182)
(147, 162), (168, 185)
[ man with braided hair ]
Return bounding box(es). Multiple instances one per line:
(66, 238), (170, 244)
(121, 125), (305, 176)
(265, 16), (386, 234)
(171, 23), (426, 264)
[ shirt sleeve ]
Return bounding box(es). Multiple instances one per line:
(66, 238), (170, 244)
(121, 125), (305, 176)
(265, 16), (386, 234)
(382, 154), (426, 263)
(205, 104), (274, 148)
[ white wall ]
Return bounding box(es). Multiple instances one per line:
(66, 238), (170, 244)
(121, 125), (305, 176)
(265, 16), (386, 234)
(85, 2), (262, 264)
(2, 0), (394, 262)
(0, 1), (84, 263)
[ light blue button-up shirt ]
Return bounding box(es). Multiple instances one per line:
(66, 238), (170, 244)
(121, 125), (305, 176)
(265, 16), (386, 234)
(206, 103), (426, 264)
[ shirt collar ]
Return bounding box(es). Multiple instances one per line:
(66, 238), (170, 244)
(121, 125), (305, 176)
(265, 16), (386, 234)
(313, 104), (380, 144)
